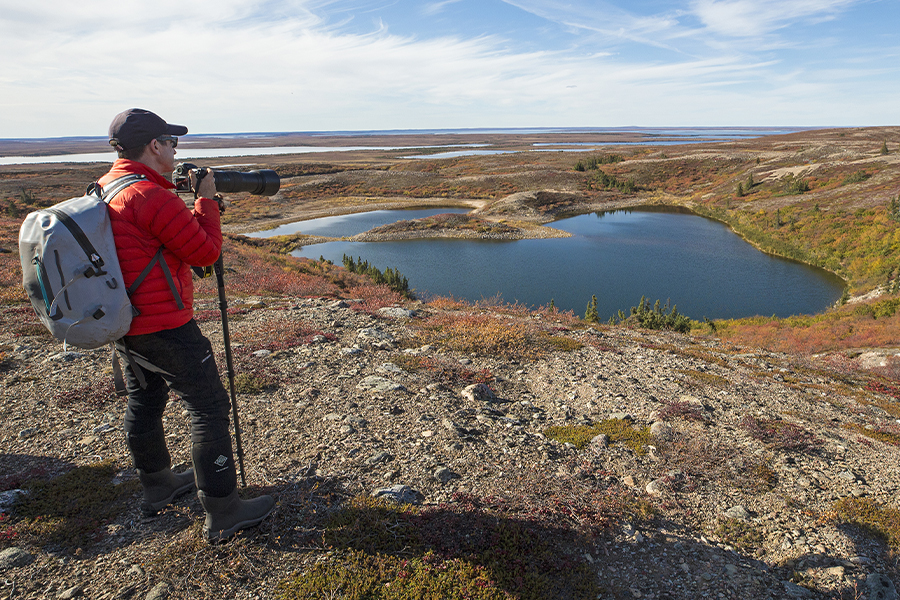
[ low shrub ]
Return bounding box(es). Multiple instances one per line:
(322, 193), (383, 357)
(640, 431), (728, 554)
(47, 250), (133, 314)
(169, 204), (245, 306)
(739, 416), (821, 451)
(831, 497), (900, 550)
(4, 461), (137, 553)
(544, 419), (652, 454)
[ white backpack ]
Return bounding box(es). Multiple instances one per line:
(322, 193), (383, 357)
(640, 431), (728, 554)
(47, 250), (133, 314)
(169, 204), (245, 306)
(18, 174), (177, 350)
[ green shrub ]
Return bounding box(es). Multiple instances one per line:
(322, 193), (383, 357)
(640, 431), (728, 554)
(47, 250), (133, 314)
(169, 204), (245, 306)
(5, 461), (138, 552)
(831, 497), (900, 549)
(614, 296), (692, 333)
(544, 419), (652, 454)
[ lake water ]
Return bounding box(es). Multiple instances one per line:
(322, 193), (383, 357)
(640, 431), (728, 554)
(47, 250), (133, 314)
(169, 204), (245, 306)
(263, 207), (845, 320)
(0, 127), (809, 165)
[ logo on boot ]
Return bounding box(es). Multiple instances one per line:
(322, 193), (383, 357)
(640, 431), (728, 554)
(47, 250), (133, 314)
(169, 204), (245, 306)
(214, 455), (229, 470)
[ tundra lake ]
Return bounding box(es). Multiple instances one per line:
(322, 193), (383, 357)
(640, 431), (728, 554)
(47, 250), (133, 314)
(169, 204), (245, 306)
(250, 207), (845, 321)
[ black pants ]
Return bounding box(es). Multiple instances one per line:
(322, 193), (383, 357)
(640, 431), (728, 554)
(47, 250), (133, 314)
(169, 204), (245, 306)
(119, 320), (236, 496)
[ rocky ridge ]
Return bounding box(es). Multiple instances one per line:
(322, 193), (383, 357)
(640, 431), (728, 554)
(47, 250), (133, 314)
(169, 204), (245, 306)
(1, 296), (900, 599)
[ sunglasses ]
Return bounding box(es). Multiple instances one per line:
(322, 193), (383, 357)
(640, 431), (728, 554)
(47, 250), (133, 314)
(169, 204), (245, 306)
(156, 135), (178, 148)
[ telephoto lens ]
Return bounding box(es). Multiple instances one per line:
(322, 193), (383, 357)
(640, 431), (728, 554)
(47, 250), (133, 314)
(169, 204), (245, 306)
(173, 163), (280, 196)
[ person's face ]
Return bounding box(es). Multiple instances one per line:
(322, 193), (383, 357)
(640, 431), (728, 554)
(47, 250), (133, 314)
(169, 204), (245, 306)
(154, 135), (178, 173)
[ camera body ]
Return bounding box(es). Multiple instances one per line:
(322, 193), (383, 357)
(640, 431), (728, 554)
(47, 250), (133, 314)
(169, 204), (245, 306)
(173, 162), (280, 196)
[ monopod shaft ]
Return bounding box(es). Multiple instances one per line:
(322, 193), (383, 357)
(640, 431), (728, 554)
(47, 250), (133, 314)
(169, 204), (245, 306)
(214, 253), (247, 487)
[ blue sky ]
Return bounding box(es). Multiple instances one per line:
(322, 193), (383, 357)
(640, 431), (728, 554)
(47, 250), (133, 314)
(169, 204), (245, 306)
(0, 0), (897, 137)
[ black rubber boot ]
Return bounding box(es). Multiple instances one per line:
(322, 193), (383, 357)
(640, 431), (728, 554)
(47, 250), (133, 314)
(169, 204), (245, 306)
(137, 468), (196, 516)
(198, 490), (276, 543)
(127, 426), (194, 515)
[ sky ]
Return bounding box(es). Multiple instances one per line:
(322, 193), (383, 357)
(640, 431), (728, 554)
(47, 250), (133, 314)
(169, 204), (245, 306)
(1, 0), (898, 138)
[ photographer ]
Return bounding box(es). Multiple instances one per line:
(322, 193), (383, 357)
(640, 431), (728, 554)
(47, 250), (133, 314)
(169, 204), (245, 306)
(100, 108), (274, 542)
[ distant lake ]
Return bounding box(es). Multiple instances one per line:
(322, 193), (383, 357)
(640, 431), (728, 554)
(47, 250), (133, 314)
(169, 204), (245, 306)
(0, 127), (810, 165)
(264, 207), (846, 320)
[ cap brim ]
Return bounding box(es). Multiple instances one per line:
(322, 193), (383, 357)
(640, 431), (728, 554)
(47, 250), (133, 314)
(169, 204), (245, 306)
(166, 124), (188, 136)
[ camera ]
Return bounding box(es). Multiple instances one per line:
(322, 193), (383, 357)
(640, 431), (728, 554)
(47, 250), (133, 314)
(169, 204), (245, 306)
(173, 162), (280, 196)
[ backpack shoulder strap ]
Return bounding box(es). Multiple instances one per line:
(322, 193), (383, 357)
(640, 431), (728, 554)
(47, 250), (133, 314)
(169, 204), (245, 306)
(100, 174), (147, 203)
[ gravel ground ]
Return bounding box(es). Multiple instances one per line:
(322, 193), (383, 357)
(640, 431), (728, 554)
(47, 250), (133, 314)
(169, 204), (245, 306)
(2, 295), (900, 599)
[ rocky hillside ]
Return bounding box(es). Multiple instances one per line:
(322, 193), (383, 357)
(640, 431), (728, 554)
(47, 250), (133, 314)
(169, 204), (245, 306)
(2, 295), (900, 599)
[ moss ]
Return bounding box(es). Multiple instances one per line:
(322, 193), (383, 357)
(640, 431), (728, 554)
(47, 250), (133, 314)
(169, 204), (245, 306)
(234, 372), (276, 394)
(8, 460), (137, 553)
(841, 423), (900, 446)
(831, 497), (900, 549)
(276, 549), (510, 600)
(287, 494), (602, 600)
(677, 369), (730, 388)
(715, 518), (765, 551)
(544, 419), (652, 454)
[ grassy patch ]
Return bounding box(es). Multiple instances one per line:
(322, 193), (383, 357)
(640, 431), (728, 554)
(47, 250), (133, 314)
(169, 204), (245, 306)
(544, 419), (652, 454)
(277, 549), (510, 600)
(390, 354), (493, 387)
(2, 460), (137, 553)
(831, 497), (900, 550)
(677, 369), (730, 388)
(412, 313), (579, 361)
(841, 423), (900, 446)
(715, 518), (766, 551)
(740, 416), (822, 451)
(276, 493), (619, 600)
(656, 400), (706, 422)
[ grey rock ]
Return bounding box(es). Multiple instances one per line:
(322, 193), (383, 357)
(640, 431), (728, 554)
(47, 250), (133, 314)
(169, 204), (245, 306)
(18, 427), (40, 439)
(58, 585), (84, 599)
(0, 547), (34, 571)
(460, 383), (497, 403)
(377, 307), (416, 319)
(723, 505), (752, 521)
(366, 451), (393, 465)
(867, 573), (899, 600)
(591, 434), (609, 448)
(377, 362), (404, 374)
(252, 349), (272, 358)
(650, 421), (673, 440)
(609, 412), (632, 421)
(146, 582), (172, 600)
(838, 470), (858, 482)
(357, 328), (396, 346)
(645, 478), (666, 496)
(357, 376), (405, 393)
(434, 466), (458, 483)
(328, 300), (350, 310)
(0, 489), (28, 512)
(783, 581), (812, 597)
(372, 485), (424, 505)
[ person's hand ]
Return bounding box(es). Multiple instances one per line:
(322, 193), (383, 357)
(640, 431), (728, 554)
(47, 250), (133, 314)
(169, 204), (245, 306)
(190, 167), (218, 199)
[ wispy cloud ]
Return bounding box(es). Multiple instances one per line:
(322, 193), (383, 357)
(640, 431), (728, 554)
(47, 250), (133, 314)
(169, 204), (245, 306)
(0, 0), (895, 136)
(690, 0), (859, 38)
(421, 0), (464, 16)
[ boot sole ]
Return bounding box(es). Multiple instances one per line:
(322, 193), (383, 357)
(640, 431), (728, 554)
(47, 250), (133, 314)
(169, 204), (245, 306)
(141, 480), (196, 516)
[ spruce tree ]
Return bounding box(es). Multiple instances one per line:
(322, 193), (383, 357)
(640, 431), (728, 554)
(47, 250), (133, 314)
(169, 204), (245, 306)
(584, 295), (599, 323)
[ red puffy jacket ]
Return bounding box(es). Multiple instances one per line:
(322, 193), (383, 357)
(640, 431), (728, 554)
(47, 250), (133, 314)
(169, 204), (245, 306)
(98, 160), (222, 336)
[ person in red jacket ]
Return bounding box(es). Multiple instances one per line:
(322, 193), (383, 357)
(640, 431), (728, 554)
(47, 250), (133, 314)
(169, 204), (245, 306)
(100, 108), (274, 542)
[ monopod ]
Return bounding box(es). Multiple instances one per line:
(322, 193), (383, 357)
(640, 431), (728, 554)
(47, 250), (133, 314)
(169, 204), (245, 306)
(213, 253), (247, 487)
